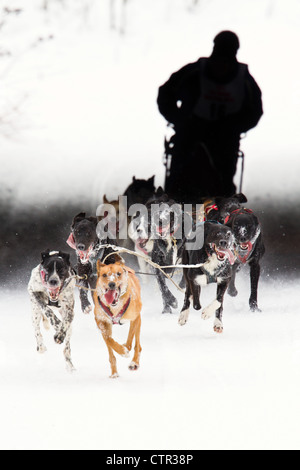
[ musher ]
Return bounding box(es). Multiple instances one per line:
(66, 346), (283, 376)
(157, 31), (263, 203)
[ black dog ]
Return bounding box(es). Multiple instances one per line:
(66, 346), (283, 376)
(207, 194), (265, 312)
(67, 212), (115, 314)
(124, 175), (156, 207)
(206, 193), (248, 222)
(178, 222), (236, 333)
(224, 207), (265, 311)
(28, 250), (76, 371)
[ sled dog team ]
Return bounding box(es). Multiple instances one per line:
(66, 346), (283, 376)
(28, 180), (265, 378)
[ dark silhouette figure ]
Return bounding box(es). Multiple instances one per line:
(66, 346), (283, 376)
(157, 31), (263, 203)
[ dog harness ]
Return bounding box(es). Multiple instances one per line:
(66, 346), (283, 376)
(98, 296), (131, 325)
(224, 208), (260, 264)
(224, 208), (253, 225)
(204, 203), (218, 219)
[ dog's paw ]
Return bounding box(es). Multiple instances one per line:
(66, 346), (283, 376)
(162, 305), (173, 314)
(83, 305), (92, 315)
(170, 296), (178, 309)
(121, 346), (130, 358)
(178, 309), (189, 326)
(228, 286), (238, 297)
(54, 332), (66, 345)
(250, 301), (261, 312)
(201, 307), (214, 320)
(37, 344), (47, 354)
(110, 372), (119, 379)
(202, 300), (221, 320)
(193, 301), (201, 311)
(129, 362), (139, 371)
(213, 319), (223, 334)
(66, 362), (76, 373)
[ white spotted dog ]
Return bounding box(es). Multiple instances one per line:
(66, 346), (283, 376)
(28, 250), (76, 371)
(178, 222), (236, 333)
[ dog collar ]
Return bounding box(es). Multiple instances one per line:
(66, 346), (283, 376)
(98, 296), (131, 325)
(236, 227), (261, 264)
(237, 243), (253, 264)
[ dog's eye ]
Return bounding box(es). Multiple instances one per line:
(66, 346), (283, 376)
(102, 274), (107, 278)
(117, 272), (122, 277)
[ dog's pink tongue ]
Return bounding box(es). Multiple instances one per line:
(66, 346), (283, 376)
(104, 290), (118, 305)
(224, 249), (236, 265)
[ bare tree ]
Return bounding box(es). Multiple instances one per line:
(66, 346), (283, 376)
(110, 0), (128, 35)
(187, 0), (200, 11)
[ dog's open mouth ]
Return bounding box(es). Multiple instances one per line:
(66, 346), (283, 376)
(213, 244), (236, 266)
(66, 233), (94, 264)
(77, 246), (94, 264)
(240, 242), (252, 251)
(157, 224), (170, 238)
(104, 289), (120, 307)
(47, 287), (61, 302)
(137, 238), (149, 255)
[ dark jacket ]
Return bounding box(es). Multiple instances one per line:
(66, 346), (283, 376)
(157, 56), (263, 138)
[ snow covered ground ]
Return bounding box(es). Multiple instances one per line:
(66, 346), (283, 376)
(1, 0), (300, 451)
(1, 271), (300, 451)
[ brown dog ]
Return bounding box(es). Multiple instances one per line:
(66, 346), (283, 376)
(93, 256), (142, 378)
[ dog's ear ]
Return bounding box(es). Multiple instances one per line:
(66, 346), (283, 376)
(156, 186), (164, 198)
(234, 193), (248, 203)
(41, 250), (51, 263)
(71, 212), (86, 229)
(59, 252), (71, 265)
(213, 196), (222, 206)
(148, 175), (155, 185)
(97, 259), (105, 275)
(86, 216), (98, 227)
(103, 195), (109, 204)
(133, 176), (136, 182)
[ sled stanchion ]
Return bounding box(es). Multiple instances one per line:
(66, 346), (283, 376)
(238, 150), (245, 193)
(163, 137), (173, 192)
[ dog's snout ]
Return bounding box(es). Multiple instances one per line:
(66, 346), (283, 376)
(108, 282), (116, 290)
(49, 279), (59, 287)
(219, 239), (228, 249)
(77, 243), (86, 251)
